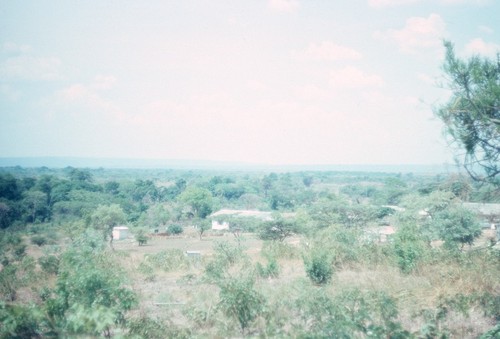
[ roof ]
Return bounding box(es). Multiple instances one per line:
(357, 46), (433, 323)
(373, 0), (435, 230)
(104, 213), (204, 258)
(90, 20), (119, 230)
(210, 209), (295, 220)
(463, 203), (500, 217)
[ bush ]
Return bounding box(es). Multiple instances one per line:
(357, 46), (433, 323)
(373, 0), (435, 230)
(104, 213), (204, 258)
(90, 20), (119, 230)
(261, 240), (299, 260)
(144, 249), (189, 272)
(256, 257), (280, 279)
(167, 224), (183, 235)
(304, 248), (334, 285)
(38, 255), (59, 275)
(393, 224), (428, 274)
(31, 235), (47, 247)
(218, 276), (265, 334)
(134, 229), (148, 246)
(204, 241), (248, 282)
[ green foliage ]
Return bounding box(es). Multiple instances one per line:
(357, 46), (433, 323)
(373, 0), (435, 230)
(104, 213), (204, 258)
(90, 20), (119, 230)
(45, 230), (137, 336)
(436, 41), (500, 185)
(134, 228), (149, 246)
(144, 249), (190, 272)
(0, 265), (18, 302)
(195, 218), (210, 240)
(303, 247), (334, 285)
(91, 204), (127, 240)
(295, 287), (410, 338)
(138, 203), (169, 228)
(256, 257), (280, 278)
(137, 262), (156, 282)
(218, 275), (265, 333)
(38, 254), (60, 275)
(167, 223), (183, 235)
(0, 303), (49, 338)
(261, 240), (299, 259)
(127, 316), (191, 339)
(64, 304), (117, 337)
(179, 186), (213, 219)
(393, 223), (428, 274)
(31, 234), (47, 246)
(259, 215), (298, 242)
(433, 206), (482, 250)
(205, 241), (247, 282)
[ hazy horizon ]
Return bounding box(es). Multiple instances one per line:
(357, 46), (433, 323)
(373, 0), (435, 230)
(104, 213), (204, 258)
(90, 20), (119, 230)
(0, 156), (459, 173)
(1, 1), (499, 165)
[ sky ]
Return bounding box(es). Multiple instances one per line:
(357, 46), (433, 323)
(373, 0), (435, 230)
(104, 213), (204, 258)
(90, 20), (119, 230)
(0, 0), (499, 166)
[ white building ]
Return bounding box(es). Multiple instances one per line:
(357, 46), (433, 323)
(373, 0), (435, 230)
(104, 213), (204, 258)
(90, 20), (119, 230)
(112, 226), (129, 240)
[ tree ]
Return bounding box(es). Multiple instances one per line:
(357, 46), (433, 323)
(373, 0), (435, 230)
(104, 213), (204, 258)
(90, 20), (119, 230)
(23, 190), (47, 223)
(218, 276), (264, 334)
(90, 204), (127, 247)
(259, 215), (298, 242)
(436, 41), (500, 185)
(195, 218), (211, 240)
(46, 230), (137, 337)
(433, 206), (482, 250)
(179, 187), (213, 219)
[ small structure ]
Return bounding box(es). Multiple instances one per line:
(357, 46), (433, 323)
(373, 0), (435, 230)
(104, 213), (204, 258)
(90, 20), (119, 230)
(112, 226), (129, 240)
(378, 226), (396, 243)
(186, 250), (201, 258)
(212, 220), (230, 231)
(209, 209), (296, 231)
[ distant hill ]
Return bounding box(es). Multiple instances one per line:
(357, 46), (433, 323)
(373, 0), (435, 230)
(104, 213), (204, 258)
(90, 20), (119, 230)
(0, 157), (457, 173)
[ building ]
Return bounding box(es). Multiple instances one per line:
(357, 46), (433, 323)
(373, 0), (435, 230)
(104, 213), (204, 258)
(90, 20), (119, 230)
(112, 226), (129, 240)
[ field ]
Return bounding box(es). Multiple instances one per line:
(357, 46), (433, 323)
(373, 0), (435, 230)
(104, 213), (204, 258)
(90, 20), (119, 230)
(1, 167), (499, 337)
(109, 229), (498, 338)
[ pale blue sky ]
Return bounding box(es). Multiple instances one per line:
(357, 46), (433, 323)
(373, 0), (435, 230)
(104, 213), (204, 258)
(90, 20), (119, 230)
(1, 0), (499, 165)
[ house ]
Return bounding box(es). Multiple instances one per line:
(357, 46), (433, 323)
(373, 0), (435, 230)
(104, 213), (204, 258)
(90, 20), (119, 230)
(209, 209), (295, 231)
(378, 225), (396, 242)
(463, 203), (500, 227)
(112, 226), (129, 240)
(211, 220), (230, 231)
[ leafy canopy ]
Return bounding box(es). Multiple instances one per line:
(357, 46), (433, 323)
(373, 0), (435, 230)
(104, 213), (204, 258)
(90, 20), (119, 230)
(436, 41), (500, 185)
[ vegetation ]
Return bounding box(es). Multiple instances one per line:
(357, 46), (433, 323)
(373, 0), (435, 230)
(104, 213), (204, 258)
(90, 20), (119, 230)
(436, 41), (500, 185)
(0, 165), (498, 337)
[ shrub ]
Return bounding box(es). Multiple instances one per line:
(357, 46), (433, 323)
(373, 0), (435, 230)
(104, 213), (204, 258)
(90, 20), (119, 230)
(167, 224), (183, 235)
(295, 287), (409, 338)
(137, 262), (156, 282)
(205, 241), (248, 282)
(256, 257), (280, 279)
(0, 303), (47, 338)
(261, 240), (299, 260)
(38, 255), (59, 275)
(218, 276), (265, 334)
(144, 249), (189, 272)
(127, 316), (191, 339)
(393, 223), (428, 274)
(304, 248), (334, 285)
(31, 235), (47, 247)
(134, 229), (148, 246)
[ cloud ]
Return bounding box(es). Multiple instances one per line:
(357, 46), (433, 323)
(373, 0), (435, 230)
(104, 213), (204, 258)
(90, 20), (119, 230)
(0, 55), (62, 81)
(373, 13), (447, 54)
(440, 0), (491, 4)
(464, 38), (500, 57)
(368, 0), (491, 6)
(91, 75), (117, 91)
(57, 77), (123, 120)
(329, 66), (384, 88)
(2, 42), (32, 54)
(417, 72), (436, 85)
(294, 84), (330, 100)
(268, 0), (299, 12)
(478, 25), (494, 34)
(294, 41), (362, 61)
(0, 84), (21, 101)
(368, 0), (421, 8)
